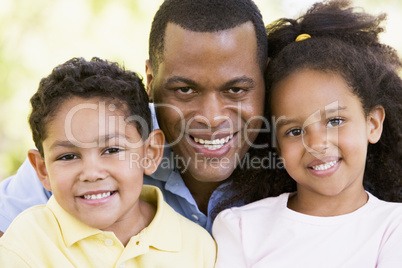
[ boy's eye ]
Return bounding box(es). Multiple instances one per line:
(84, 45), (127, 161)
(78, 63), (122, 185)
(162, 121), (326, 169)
(57, 154), (77, 161)
(286, 128), (303, 137)
(327, 118), (344, 127)
(104, 147), (122, 154)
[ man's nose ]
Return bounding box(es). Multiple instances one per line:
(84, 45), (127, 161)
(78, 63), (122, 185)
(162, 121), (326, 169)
(193, 92), (231, 129)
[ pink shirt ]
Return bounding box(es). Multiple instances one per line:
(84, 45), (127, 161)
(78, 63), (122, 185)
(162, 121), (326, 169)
(213, 192), (402, 268)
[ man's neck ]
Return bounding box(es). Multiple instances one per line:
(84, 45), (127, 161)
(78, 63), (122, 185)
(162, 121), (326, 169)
(181, 173), (224, 215)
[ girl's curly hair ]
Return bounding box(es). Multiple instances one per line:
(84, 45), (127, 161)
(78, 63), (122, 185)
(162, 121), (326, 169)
(213, 0), (401, 218)
(265, 0), (402, 202)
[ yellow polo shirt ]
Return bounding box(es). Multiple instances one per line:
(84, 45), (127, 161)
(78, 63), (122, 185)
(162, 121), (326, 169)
(0, 185), (216, 267)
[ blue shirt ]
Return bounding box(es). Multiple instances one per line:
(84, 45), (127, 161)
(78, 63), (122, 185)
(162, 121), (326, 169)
(0, 104), (236, 234)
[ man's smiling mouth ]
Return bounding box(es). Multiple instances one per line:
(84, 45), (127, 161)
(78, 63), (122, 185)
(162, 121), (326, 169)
(192, 134), (234, 150)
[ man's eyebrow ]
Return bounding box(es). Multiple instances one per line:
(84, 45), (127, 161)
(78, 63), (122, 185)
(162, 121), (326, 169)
(164, 75), (255, 88)
(222, 76), (255, 89)
(165, 76), (197, 87)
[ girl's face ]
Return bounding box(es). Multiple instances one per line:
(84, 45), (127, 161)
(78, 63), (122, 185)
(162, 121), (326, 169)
(271, 69), (384, 208)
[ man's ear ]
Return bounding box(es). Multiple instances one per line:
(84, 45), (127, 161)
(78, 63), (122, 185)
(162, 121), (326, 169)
(143, 129), (165, 175)
(367, 105), (385, 144)
(145, 59), (154, 102)
(28, 149), (52, 191)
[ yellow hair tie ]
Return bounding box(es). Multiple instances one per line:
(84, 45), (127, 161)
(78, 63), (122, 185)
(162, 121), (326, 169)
(295, 33), (311, 42)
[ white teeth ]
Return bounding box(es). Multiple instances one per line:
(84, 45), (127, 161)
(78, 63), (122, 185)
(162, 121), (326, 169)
(311, 160), (338, 171)
(193, 135), (233, 150)
(83, 191), (112, 200)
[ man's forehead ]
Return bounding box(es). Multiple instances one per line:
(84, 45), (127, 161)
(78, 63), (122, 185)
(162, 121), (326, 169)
(162, 22), (258, 65)
(164, 21), (256, 39)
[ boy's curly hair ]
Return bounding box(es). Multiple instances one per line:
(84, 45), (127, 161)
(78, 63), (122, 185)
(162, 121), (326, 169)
(29, 57), (151, 157)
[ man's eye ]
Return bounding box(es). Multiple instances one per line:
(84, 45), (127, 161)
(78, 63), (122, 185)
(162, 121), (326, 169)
(57, 154), (77, 161)
(176, 87), (194, 94)
(286, 128), (303, 137)
(327, 118), (344, 127)
(227, 87), (245, 94)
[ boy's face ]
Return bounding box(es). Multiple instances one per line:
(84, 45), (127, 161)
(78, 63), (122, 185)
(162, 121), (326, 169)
(32, 96), (161, 230)
(146, 22), (265, 184)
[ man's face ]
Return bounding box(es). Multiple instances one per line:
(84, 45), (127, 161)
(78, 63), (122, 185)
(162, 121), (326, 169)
(146, 22), (265, 184)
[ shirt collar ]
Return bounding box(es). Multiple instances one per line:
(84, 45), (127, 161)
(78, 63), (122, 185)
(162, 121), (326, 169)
(47, 196), (102, 247)
(47, 186), (182, 252)
(140, 185), (181, 252)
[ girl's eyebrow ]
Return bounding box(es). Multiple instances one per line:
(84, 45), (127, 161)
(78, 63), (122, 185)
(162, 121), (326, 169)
(325, 106), (347, 115)
(274, 117), (299, 129)
(274, 106), (347, 129)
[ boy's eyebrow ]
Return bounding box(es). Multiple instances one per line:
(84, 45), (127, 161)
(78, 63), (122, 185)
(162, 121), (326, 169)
(48, 140), (73, 151)
(49, 134), (123, 150)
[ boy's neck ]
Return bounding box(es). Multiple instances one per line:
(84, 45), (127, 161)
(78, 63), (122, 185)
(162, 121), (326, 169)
(104, 199), (156, 247)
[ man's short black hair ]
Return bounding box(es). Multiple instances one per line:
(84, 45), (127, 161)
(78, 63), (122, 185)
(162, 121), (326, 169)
(149, 0), (268, 74)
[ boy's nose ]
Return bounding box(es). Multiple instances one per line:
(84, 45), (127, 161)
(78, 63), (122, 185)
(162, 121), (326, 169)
(79, 158), (108, 182)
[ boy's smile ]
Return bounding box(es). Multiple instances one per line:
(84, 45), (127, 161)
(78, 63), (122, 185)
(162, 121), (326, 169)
(39, 97), (149, 231)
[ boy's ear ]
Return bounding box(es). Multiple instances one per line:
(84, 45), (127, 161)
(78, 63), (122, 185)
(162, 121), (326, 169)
(143, 129), (165, 175)
(145, 60), (154, 102)
(367, 105), (385, 144)
(28, 149), (52, 191)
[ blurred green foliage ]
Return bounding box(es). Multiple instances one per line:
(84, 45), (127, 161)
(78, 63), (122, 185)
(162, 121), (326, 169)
(0, 0), (401, 180)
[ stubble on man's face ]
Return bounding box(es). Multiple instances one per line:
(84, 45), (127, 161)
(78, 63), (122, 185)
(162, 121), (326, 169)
(148, 22), (265, 184)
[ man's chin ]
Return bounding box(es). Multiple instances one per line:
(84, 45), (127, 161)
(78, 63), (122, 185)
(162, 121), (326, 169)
(182, 164), (236, 184)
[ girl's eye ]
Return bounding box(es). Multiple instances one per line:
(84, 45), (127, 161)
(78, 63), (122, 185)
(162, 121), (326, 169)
(57, 154), (77, 161)
(327, 118), (344, 127)
(176, 87), (194, 94)
(104, 147), (122, 154)
(286, 128), (303, 137)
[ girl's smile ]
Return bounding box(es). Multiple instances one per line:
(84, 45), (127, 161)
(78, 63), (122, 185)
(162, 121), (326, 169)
(271, 69), (384, 216)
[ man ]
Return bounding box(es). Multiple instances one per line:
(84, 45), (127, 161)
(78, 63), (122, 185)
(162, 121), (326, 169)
(0, 0), (268, 236)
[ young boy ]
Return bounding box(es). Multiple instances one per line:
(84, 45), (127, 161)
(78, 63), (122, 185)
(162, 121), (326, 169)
(0, 57), (216, 267)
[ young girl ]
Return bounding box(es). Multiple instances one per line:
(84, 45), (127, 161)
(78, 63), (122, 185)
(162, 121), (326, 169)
(212, 0), (402, 267)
